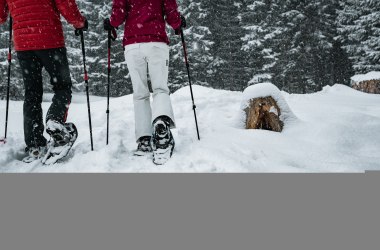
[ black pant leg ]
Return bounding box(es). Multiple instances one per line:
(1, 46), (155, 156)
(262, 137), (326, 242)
(37, 48), (73, 124)
(17, 51), (47, 148)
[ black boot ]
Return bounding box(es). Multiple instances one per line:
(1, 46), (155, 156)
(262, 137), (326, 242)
(151, 116), (175, 165)
(42, 120), (78, 165)
(134, 136), (153, 156)
(22, 146), (47, 163)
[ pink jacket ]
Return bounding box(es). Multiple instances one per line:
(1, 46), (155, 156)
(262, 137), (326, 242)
(110, 0), (181, 46)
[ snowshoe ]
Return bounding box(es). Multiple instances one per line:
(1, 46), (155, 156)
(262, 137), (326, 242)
(151, 117), (175, 165)
(22, 146), (47, 163)
(42, 121), (78, 165)
(134, 136), (153, 156)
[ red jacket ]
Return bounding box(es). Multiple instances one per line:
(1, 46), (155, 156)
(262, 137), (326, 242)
(0, 0), (85, 51)
(110, 0), (181, 46)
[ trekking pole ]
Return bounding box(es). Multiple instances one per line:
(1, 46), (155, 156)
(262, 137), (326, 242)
(1, 17), (12, 144)
(106, 28), (116, 145)
(180, 29), (200, 140)
(76, 29), (94, 151)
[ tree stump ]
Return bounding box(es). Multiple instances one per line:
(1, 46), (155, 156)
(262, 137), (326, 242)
(352, 79), (380, 94)
(244, 96), (284, 132)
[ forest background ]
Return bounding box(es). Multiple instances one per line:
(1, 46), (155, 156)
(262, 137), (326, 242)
(0, 0), (379, 99)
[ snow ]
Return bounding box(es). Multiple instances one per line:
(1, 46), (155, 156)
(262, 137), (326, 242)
(1, 84), (380, 172)
(351, 71), (380, 84)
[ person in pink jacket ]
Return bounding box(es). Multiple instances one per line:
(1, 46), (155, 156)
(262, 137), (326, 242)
(104, 0), (186, 165)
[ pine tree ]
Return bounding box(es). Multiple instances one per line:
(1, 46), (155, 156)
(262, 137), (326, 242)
(66, 0), (132, 97)
(268, 0), (346, 93)
(331, 40), (354, 85)
(337, 0), (380, 73)
(241, 0), (276, 86)
(357, 0), (380, 71)
(0, 0), (376, 98)
(0, 18), (23, 100)
(169, 0), (214, 91)
(207, 0), (249, 91)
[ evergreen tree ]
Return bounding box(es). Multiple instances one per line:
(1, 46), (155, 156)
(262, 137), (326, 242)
(169, 0), (214, 91)
(241, 0), (280, 86)
(66, 0), (132, 96)
(207, 0), (249, 91)
(0, 18), (23, 100)
(269, 0), (345, 93)
(0, 0), (377, 98)
(331, 40), (354, 85)
(337, 0), (380, 73)
(357, 0), (380, 71)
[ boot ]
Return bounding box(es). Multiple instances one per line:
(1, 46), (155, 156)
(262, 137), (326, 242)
(134, 136), (153, 156)
(151, 116), (175, 165)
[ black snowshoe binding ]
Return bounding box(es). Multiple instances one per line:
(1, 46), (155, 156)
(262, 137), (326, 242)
(22, 146), (47, 163)
(151, 116), (175, 165)
(42, 120), (78, 165)
(134, 136), (153, 156)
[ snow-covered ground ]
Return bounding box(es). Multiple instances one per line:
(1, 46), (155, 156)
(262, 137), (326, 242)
(1, 84), (380, 172)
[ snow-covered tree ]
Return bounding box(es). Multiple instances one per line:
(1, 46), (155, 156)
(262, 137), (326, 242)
(265, 0), (350, 93)
(241, 0), (274, 86)
(169, 0), (214, 91)
(65, 0), (131, 96)
(206, 0), (249, 91)
(0, 19), (23, 100)
(337, 0), (380, 73)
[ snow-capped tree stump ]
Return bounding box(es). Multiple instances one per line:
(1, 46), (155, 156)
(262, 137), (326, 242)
(241, 83), (297, 132)
(244, 96), (284, 132)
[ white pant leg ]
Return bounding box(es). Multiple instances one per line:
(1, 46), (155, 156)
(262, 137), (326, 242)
(145, 42), (176, 128)
(125, 44), (152, 141)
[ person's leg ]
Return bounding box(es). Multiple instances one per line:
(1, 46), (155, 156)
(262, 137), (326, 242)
(144, 43), (175, 164)
(145, 42), (175, 127)
(125, 44), (152, 142)
(17, 51), (47, 148)
(37, 48), (72, 124)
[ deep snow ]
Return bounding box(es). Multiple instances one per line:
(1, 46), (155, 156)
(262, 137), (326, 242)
(1, 84), (380, 172)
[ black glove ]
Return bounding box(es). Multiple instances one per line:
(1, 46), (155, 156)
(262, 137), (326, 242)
(175, 15), (187, 35)
(104, 18), (117, 41)
(104, 18), (114, 31)
(75, 17), (88, 36)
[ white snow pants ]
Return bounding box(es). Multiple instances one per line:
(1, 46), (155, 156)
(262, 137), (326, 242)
(125, 42), (175, 142)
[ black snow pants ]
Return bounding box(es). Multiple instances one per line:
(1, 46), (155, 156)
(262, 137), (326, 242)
(17, 48), (72, 148)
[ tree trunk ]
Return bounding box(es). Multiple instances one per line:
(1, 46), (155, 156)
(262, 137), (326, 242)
(244, 96), (284, 132)
(352, 80), (380, 94)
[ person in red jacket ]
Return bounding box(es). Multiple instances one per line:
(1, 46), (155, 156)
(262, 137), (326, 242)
(104, 0), (186, 165)
(0, 0), (87, 163)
